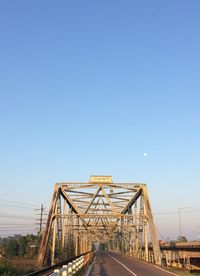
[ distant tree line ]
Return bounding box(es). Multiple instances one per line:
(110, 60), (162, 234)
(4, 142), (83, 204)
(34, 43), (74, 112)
(0, 234), (41, 259)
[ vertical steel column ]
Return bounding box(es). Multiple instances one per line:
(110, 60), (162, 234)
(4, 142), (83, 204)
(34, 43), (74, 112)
(75, 231), (78, 256)
(128, 207), (133, 256)
(37, 184), (59, 267)
(134, 202), (139, 258)
(51, 217), (57, 265)
(143, 202), (149, 262)
(56, 194), (63, 261)
(144, 219), (148, 261)
(62, 200), (67, 253)
(138, 194), (144, 259)
(142, 184), (161, 265)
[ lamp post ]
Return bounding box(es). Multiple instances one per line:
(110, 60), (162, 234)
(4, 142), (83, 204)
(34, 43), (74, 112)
(178, 206), (190, 239)
(197, 225), (200, 241)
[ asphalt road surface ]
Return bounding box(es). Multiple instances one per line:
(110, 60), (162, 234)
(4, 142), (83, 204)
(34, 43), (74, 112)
(88, 251), (177, 276)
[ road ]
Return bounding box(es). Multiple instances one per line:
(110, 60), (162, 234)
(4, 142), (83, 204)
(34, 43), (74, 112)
(88, 251), (177, 276)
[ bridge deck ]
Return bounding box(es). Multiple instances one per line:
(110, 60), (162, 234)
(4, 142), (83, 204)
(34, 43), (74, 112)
(88, 251), (176, 276)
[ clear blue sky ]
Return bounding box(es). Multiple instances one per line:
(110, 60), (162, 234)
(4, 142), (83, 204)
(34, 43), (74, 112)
(0, 1), (200, 240)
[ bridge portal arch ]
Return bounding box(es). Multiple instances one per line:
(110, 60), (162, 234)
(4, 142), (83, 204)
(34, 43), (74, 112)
(37, 176), (161, 267)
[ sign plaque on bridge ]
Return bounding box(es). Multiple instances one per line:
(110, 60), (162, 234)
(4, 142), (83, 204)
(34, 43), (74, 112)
(89, 175), (113, 184)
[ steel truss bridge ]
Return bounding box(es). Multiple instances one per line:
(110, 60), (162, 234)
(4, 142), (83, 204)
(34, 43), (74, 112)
(37, 176), (161, 268)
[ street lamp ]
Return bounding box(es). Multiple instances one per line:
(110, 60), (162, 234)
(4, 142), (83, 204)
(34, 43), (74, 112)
(196, 225), (200, 241)
(178, 206), (190, 239)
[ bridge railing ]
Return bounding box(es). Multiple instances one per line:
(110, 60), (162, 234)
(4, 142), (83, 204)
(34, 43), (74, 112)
(27, 250), (95, 276)
(51, 255), (84, 276)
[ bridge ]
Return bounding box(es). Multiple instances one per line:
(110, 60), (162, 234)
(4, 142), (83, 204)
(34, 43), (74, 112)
(34, 175), (197, 275)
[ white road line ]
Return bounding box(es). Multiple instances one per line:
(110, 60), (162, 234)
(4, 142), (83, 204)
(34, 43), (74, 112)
(123, 254), (179, 276)
(106, 252), (138, 276)
(152, 265), (179, 276)
(86, 255), (96, 276)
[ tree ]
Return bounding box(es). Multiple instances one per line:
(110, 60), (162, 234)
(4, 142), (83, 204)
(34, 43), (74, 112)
(5, 239), (19, 257)
(18, 236), (28, 257)
(177, 236), (187, 242)
(0, 234), (41, 259)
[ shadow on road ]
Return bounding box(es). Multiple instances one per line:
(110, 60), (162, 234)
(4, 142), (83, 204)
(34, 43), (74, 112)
(89, 251), (108, 276)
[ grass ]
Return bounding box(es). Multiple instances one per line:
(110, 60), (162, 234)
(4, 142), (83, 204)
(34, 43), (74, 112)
(0, 259), (19, 276)
(0, 259), (34, 276)
(166, 267), (200, 276)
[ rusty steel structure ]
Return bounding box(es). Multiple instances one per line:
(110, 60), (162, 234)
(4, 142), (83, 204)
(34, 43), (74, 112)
(37, 176), (161, 267)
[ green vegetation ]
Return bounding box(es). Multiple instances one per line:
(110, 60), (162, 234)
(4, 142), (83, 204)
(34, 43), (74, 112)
(0, 234), (41, 275)
(169, 236), (188, 245)
(177, 236), (188, 242)
(0, 259), (30, 276)
(166, 267), (200, 276)
(0, 259), (14, 276)
(0, 234), (40, 258)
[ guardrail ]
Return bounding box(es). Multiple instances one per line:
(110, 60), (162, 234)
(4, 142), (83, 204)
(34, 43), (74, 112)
(51, 255), (84, 275)
(27, 251), (95, 276)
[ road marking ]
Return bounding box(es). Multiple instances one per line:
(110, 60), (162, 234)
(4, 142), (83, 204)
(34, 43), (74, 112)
(109, 253), (179, 276)
(86, 255), (96, 276)
(106, 252), (138, 276)
(153, 265), (179, 276)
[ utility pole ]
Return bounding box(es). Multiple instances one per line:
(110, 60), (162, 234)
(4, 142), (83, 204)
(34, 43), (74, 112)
(197, 225), (200, 241)
(39, 204), (44, 233)
(178, 206), (190, 239)
(35, 204), (47, 233)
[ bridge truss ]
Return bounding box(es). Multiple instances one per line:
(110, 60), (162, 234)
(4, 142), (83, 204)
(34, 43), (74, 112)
(37, 176), (161, 267)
